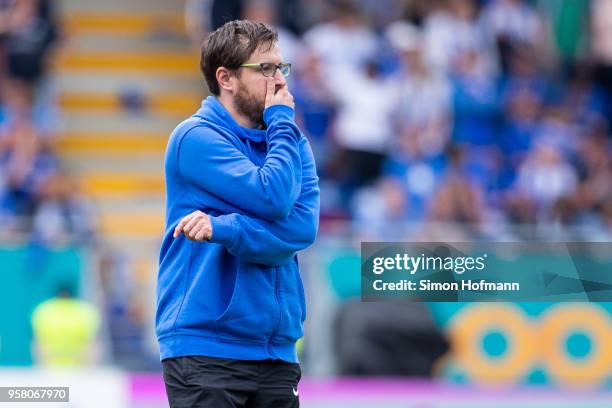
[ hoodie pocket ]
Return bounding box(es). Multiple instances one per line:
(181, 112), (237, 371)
(274, 260), (305, 343)
(214, 262), (276, 342)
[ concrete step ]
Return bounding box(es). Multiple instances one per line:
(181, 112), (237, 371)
(57, 131), (168, 155)
(53, 49), (199, 74)
(81, 171), (164, 199)
(62, 154), (164, 173)
(51, 72), (204, 94)
(99, 208), (165, 239)
(59, 90), (202, 116)
(93, 196), (165, 242)
(53, 0), (190, 246)
(63, 35), (191, 54)
(62, 11), (185, 36)
(95, 196), (165, 214)
(59, 111), (184, 134)
(59, 0), (186, 13)
(104, 238), (162, 260)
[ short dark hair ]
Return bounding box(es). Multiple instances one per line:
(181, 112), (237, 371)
(200, 20), (278, 96)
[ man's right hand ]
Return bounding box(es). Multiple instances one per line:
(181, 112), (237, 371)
(265, 78), (294, 110)
(173, 210), (212, 242)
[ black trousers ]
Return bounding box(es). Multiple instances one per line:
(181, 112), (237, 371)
(162, 356), (301, 408)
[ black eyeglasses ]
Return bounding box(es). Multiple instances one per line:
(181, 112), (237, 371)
(239, 62), (291, 78)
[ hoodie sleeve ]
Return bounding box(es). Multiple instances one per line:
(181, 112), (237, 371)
(208, 137), (320, 266)
(177, 105), (302, 221)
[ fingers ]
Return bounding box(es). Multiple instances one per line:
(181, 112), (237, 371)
(193, 213), (212, 241)
(174, 211), (201, 238)
(183, 214), (199, 233)
(174, 211), (211, 242)
(276, 83), (294, 108)
(265, 78), (295, 109)
(173, 213), (194, 238)
(265, 77), (275, 108)
(265, 82), (294, 109)
(188, 220), (206, 240)
(185, 221), (199, 239)
(194, 224), (210, 241)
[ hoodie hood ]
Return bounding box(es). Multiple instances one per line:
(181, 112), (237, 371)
(194, 96), (267, 143)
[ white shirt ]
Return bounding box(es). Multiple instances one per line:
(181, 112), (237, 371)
(330, 67), (398, 153)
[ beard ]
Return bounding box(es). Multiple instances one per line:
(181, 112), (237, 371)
(234, 83), (265, 128)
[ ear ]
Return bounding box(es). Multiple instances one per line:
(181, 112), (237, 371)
(216, 67), (236, 93)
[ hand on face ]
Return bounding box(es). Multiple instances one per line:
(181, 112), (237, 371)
(264, 77), (294, 110)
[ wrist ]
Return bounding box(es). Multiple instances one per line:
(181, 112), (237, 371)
(263, 104), (295, 125)
(208, 214), (236, 246)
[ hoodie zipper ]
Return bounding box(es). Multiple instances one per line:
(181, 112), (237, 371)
(267, 266), (281, 356)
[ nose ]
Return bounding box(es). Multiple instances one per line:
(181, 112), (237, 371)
(273, 68), (286, 86)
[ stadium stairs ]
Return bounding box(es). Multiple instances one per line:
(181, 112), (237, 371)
(53, 0), (204, 278)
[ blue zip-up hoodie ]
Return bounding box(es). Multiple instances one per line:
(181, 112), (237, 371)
(156, 96), (320, 363)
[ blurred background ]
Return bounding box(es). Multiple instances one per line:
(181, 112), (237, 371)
(1, 0), (612, 406)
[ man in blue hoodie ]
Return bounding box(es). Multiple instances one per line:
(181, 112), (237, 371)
(156, 19), (320, 408)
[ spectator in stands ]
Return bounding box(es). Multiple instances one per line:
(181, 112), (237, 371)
(570, 131), (612, 227)
(423, 0), (497, 76)
(427, 145), (487, 231)
(358, 0), (405, 29)
(241, 0), (301, 66)
(499, 87), (541, 174)
(376, 135), (447, 224)
(185, 0), (240, 44)
(560, 62), (607, 129)
(99, 251), (159, 370)
(185, 0), (301, 47)
(480, 0), (544, 72)
(388, 21), (453, 157)
(450, 48), (499, 146)
(592, 0), (612, 100)
(533, 104), (578, 158)
(0, 0), (59, 135)
(0, 115), (57, 231)
(329, 59), (397, 211)
(1, 0), (58, 83)
(291, 49), (337, 170)
(303, 0), (378, 83)
(31, 170), (98, 246)
(598, 196), (612, 238)
(31, 285), (100, 367)
(0, 75), (57, 137)
(481, 0), (543, 46)
(514, 143), (578, 221)
(499, 45), (551, 108)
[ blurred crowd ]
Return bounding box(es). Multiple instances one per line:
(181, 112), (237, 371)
(188, 0), (612, 239)
(3, 0), (611, 241)
(0, 0), (95, 245)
